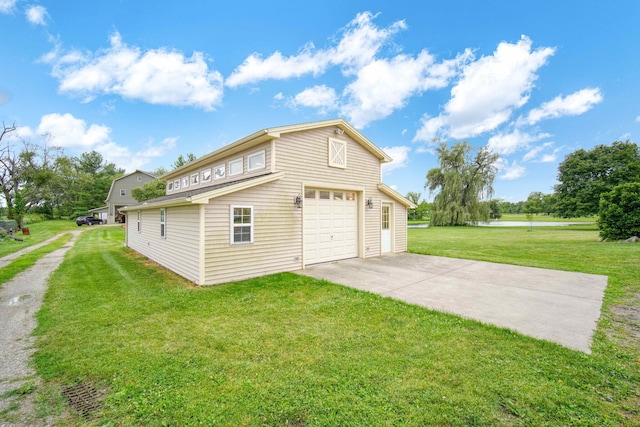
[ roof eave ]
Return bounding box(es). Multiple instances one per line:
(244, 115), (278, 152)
(378, 183), (416, 208)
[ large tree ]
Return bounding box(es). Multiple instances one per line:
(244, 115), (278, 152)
(425, 141), (499, 226)
(554, 141), (640, 217)
(132, 179), (166, 202)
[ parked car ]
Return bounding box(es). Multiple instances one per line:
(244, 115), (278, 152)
(76, 216), (103, 226)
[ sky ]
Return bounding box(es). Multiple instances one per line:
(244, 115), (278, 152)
(1, 0), (639, 202)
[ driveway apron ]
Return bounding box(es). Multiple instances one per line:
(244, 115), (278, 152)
(298, 253), (608, 353)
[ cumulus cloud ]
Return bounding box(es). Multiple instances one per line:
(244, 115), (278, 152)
(228, 12), (466, 128)
(26, 4), (47, 25)
(522, 88), (603, 125)
(522, 141), (554, 162)
(487, 129), (551, 156)
(497, 158), (526, 180)
(414, 36), (555, 142)
(0, 0), (17, 14)
(35, 113), (175, 171)
(43, 32), (224, 110)
(381, 145), (411, 175)
(288, 85), (338, 113)
(226, 12), (406, 87)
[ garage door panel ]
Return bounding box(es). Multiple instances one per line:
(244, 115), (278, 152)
(304, 189), (358, 265)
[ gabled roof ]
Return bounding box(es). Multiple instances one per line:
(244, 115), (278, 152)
(162, 118), (393, 180)
(105, 170), (157, 202)
(378, 184), (416, 208)
(120, 172), (284, 211)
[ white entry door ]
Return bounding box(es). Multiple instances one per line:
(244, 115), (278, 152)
(381, 203), (392, 253)
(304, 189), (358, 264)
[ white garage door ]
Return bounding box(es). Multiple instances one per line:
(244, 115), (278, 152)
(304, 189), (358, 265)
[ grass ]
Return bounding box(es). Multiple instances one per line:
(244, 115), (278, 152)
(496, 214), (597, 222)
(0, 234), (72, 290)
(29, 226), (640, 425)
(0, 220), (78, 258)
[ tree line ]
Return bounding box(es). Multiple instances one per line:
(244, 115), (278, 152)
(409, 140), (640, 238)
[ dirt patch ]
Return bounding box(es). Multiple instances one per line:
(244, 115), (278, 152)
(609, 296), (640, 347)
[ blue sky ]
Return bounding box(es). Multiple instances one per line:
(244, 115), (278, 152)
(1, 1), (639, 202)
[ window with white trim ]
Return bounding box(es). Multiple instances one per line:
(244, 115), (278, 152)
(214, 164), (225, 180)
(247, 150), (266, 171)
(202, 168), (212, 182)
(229, 158), (243, 176)
(182, 176), (189, 188)
(137, 210), (141, 233)
(328, 138), (347, 169)
(120, 189), (126, 196)
(174, 179), (180, 190)
(191, 173), (199, 186)
(167, 181), (173, 191)
(231, 206), (253, 244)
(160, 208), (166, 238)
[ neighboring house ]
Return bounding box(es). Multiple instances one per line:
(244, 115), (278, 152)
(120, 119), (415, 285)
(105, 170), (156, 223)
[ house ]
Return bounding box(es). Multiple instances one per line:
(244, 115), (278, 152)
(104, 170), (156, 223)
(120, 119), (415, 285)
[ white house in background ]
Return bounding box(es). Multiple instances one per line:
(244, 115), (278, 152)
(104, 170), (156, 223)
(120, 119), (414, 286)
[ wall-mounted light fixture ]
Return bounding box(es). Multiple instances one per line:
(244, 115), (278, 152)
(334, 128), (344, 135)
(294, 195), (303, 208)
(366, 198), (373, 209)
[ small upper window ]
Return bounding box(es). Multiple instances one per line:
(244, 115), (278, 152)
(214, 164), (225, 180)
(137, 176), (142, 181)
(229, 158), (243, 176)
(328, 138), (347, 169)
(120, 189), (126, 196)
(304, 189), (316, 199)
(202, 168), (212, 182)
(248, 150), (266, 171)
(182, 177), (189, 188)
(319, 191), (330, 200)
(174, 179), (180, 190)
(137, 210), (141, 233)
(167, 181), (173, 191)
(191, 173), (199, 186)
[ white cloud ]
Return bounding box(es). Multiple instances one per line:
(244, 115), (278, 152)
(226, 12), (406, 88)
(0, 0), (17, 14)
(37, 113), (111, 148)
(26, 5), (47, 25)
(414, 36), (555, 141)
(381, 145), (411, 175)
(342, 50), (469, 128)
(228, 11), (467, 127)
(636, 116), (640, 123)
(540, 153), (557, 163)
(497, 158), (526, 180)
(289, 85), (337, 113)
(43, 32), (224, 110)
(487, 130), (551, 156)
(35, 113), (174, 171)
(523, 88), (603, 125)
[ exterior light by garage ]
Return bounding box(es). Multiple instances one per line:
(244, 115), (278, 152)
(366, 198), (374, 209)
(294, 195), (303, 208)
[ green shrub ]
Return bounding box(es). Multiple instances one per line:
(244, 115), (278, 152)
(598, 182), (640, 240)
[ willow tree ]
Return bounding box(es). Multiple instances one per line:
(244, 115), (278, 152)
(425, 141), (499, 226)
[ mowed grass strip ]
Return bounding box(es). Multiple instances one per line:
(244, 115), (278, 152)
(34, 227), (639, 425)
(0, 233), (72, 289)
(0, 220), (78, 258)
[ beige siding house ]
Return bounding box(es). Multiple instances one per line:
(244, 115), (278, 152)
(120, 119), (414, 285)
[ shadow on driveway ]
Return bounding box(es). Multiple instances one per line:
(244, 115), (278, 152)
(298, 253), (608, 353)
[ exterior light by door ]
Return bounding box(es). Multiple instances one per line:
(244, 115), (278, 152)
(366, 198), (373, 209)
(294, 195), (303, 208)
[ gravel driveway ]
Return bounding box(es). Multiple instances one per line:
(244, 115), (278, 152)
(0, 229), (84, 426)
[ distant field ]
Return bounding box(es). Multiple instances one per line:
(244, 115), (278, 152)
(497, 214), (597, 222)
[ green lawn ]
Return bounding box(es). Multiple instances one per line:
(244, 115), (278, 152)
(496, 214), (597, 222)
(24, 226), (640, 425)
(0, 220), (78, 258)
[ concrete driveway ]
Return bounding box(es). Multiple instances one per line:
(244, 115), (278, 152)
(298, 253), (608, 353)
